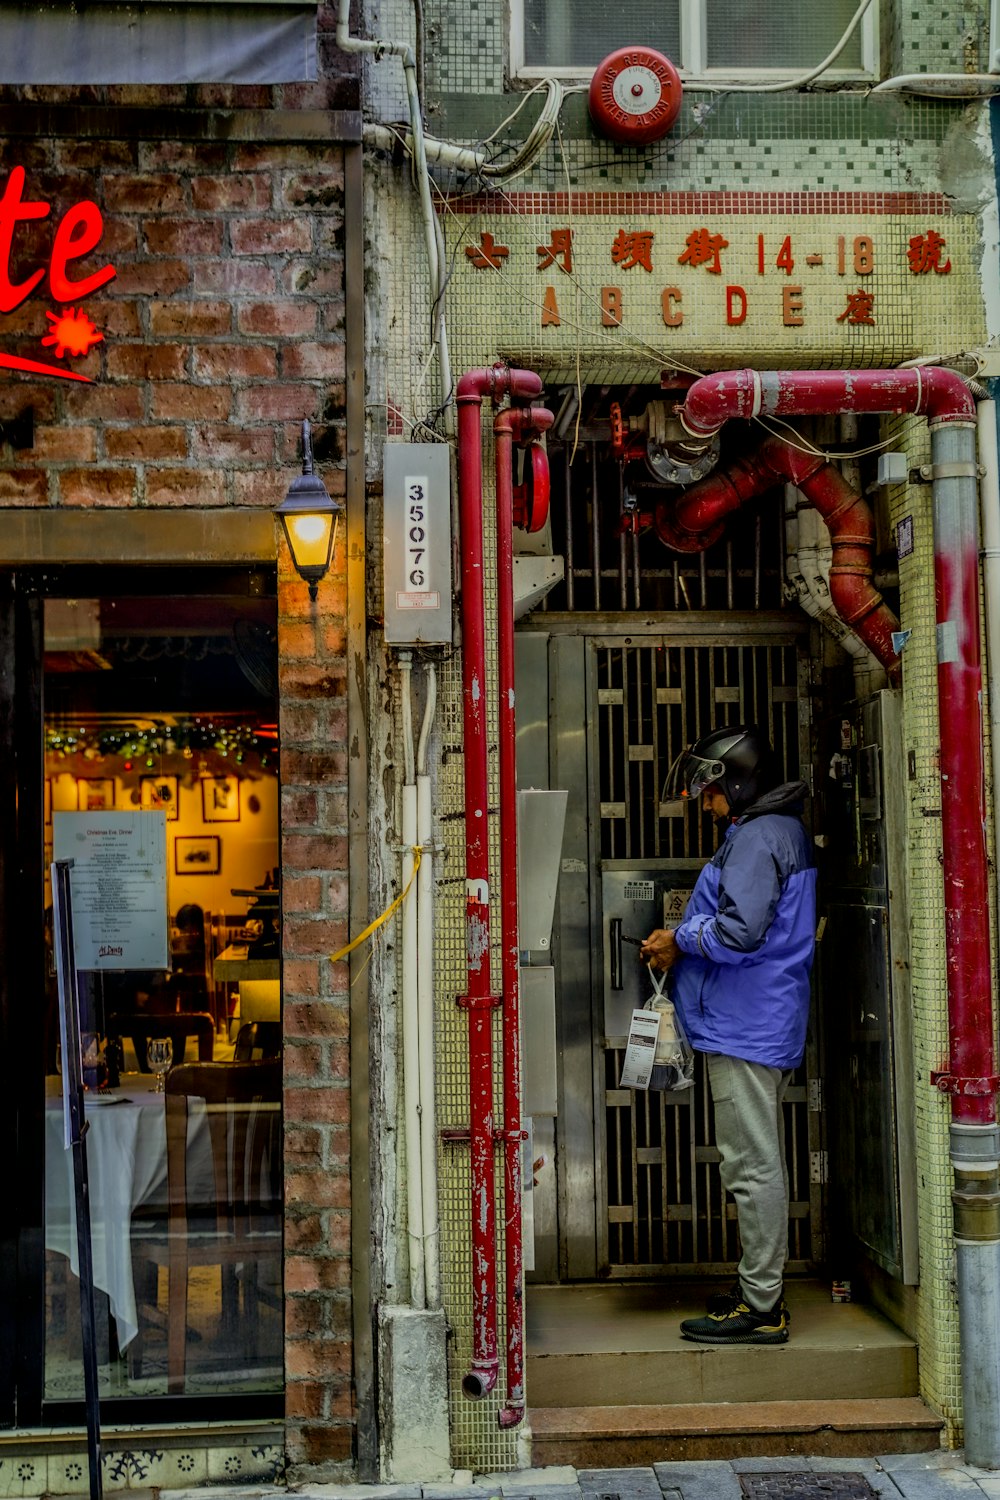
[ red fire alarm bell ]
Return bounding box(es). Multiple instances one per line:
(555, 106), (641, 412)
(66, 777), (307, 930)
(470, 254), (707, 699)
(588, 47), (683, 146)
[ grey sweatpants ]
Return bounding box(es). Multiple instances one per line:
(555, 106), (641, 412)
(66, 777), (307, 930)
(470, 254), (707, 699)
(706, 1052), (793, 1314)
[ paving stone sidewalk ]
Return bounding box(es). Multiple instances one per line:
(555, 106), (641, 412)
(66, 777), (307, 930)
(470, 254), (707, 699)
(156, 1451), (1000, 1500)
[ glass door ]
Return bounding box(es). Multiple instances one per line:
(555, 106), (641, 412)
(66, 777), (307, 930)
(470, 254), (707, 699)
(2, 565), (284, 1427)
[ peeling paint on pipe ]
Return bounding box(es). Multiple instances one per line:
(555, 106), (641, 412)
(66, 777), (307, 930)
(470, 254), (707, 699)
(494, 403), (554, 1429)
(456, 365), (544, 1406)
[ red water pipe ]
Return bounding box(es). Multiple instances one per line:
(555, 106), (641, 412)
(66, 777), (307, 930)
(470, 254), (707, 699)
(655, 432), (902, 678)
(677, 366), (975, 438)
(674, 368), (992, 1127)
(493, 404), (554, 1428)
(455, 364), (542, 1400)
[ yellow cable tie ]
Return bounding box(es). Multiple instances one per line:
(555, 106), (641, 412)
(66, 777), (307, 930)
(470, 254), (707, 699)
(330, 845), (422, 963)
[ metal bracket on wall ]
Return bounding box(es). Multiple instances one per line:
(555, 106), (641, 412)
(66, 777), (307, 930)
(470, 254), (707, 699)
(930, 1071), (1000, 1096)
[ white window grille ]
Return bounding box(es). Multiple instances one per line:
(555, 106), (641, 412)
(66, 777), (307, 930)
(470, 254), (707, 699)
(511, 0), (877, 84)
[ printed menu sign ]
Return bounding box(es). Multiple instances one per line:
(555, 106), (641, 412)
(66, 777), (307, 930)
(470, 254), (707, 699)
(52, 811), (169, 970)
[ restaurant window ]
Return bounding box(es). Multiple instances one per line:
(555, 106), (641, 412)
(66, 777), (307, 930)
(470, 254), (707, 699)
(511, 0), (876, 79)
(2, 568), (282, 1424)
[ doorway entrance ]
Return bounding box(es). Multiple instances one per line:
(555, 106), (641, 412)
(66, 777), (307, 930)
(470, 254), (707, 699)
(0, 565), (283, 1430)
(515, 381), (925, 1443)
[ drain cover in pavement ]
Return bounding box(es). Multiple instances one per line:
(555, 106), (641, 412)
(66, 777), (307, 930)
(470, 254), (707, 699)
(739, 1477), (877, 1499)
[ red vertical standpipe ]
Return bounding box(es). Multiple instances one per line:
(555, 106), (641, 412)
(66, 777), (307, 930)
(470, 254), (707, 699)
(455, 365), (542, 1399)
(493, 405), (553, 1427)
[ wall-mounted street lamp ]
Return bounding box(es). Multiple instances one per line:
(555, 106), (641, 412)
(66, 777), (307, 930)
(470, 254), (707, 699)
(276, 419), (343, 601)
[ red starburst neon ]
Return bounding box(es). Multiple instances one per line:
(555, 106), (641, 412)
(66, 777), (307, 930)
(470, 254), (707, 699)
(41, 306), (103, 359)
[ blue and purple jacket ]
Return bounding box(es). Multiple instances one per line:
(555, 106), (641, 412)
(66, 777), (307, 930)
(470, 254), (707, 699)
(670, 780), (817, 1071)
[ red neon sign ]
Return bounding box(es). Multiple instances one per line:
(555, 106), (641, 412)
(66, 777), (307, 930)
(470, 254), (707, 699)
(0, 166), (116, 383)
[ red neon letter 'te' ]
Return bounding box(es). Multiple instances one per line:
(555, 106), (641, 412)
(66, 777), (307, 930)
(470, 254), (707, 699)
(50, 200), (116, 303)
(0, 166), (50, 314)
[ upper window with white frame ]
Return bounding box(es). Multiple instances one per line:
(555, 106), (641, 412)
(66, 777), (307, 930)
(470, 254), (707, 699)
(512, 0), (877, 83)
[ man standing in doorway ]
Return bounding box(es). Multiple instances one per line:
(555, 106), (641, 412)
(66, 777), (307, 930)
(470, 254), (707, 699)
(640, 725), (816, 1346)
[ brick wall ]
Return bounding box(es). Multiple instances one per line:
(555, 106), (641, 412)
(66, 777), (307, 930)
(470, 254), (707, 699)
(0, 129), (348, 515)
(279, 547), (353, 1474)
(0, 110), (356, 1474)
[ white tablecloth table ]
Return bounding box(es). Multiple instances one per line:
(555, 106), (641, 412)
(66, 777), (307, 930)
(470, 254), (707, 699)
(44, 1074), (205, 1350)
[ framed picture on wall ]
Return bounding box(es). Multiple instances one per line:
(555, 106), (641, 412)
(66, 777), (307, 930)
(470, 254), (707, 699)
(201, 775), (240, 823)
(174, 835), (221, 876)
(140, 774), (179, 820)
(78, 778), (114, 811)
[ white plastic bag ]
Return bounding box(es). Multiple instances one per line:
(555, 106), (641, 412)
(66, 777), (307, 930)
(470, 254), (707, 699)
(646, 968), (695, 1092)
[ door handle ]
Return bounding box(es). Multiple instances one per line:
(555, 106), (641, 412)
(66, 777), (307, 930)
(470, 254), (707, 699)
(610, 916), (623, 990)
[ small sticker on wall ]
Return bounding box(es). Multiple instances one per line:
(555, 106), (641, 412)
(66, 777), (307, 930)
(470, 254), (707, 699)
(663, 888), (691, 924)
(896, 515), (914, 559)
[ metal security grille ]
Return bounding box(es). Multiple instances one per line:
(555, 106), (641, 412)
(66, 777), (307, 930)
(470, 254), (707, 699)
(596, 638), (803, 861)
(604, 1049), (812, 1273)
(543, 430), (787, 617)
(593, 633), (814, 1276)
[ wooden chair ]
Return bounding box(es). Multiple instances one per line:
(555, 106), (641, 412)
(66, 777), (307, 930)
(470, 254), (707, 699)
(233, 1021), (282, 1061)
(131, 1058), (282, 1393)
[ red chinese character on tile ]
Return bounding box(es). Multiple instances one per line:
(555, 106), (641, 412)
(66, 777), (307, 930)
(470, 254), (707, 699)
(611, 229), (655, 273)
(537, 227), (573, 273)
(465, 232), (510, 270)
(677, 228), (729, 275)
(836, 289), (876, 325)
(907, 230), (951, 275)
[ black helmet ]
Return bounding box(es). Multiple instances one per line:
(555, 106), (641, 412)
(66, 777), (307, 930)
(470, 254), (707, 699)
(663, 724), (779, 814)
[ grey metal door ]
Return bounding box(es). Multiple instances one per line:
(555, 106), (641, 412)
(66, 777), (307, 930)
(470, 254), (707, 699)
(820, 690), (918, 1284)
(521, 616), (821, 1281)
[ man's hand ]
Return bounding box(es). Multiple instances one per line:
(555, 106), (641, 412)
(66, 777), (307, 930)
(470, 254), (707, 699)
(640, 927), (679, 972)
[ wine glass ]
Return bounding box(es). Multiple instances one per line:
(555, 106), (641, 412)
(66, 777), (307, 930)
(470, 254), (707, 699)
(148, 1037), (172, 1094)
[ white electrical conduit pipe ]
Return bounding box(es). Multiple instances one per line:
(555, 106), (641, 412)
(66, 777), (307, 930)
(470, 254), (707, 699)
(416, 663), (441, 1309)
(783, 483), (875, 664)
(871, 74), (1000, 96)
(363, 78), (564, 183)
(337, 0), (453, 428)
(398, 653), (425, 1309)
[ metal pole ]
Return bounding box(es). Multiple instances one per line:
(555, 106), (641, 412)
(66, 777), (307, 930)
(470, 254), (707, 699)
(52, 860), (103, 1500)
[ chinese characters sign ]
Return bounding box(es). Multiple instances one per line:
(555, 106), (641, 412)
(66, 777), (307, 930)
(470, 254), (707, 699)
(457, 213), (972, 350)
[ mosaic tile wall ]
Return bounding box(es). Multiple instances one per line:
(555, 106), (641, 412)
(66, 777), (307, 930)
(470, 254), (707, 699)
(420, 0), (988, 96)
(886, 414), (962, 1442)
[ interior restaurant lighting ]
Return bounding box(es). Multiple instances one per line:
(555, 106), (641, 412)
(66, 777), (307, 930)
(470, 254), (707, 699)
(276, 419), (343, 601)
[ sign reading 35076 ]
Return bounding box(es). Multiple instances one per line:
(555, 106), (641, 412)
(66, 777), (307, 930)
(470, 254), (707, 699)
(382, 443), (453, 646)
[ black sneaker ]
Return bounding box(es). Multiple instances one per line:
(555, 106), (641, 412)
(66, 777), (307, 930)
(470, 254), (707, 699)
(706, 1282), (791, 1323)
(681, 1297), (789, 1345)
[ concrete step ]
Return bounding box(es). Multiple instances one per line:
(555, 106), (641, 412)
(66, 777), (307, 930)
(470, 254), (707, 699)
(528, 1397), (944, 1466)
(526, 1280), (917, 1407)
